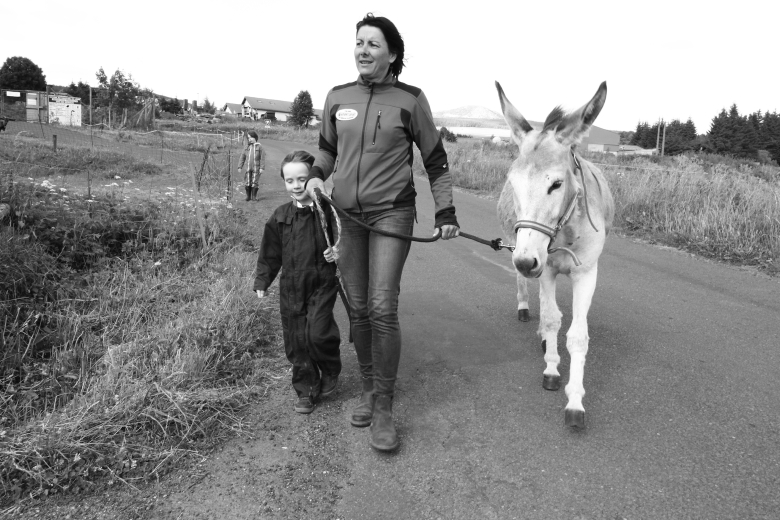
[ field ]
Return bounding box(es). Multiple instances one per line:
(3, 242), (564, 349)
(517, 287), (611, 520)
(2, 122), (779, 512)
(412, 139), (780, 273)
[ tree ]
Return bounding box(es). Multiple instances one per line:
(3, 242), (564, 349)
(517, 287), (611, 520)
(0, 56), (47, 91)
(64, 81), (91, 105)
(202, 97), (216, 114)
(159, 97), (182, 114)
(95, 67), (141, 111)
(289, 90), (314, 127)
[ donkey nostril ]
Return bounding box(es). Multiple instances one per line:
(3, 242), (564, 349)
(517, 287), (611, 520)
(531, 258), (538, 270)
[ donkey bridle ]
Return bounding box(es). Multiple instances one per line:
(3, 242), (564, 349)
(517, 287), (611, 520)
(512, 150), (600, 267)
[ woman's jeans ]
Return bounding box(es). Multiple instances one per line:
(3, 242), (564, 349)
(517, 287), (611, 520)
(337, 206), (414, 397)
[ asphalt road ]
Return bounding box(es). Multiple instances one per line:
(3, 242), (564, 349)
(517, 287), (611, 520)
(331, 174), (780, 519)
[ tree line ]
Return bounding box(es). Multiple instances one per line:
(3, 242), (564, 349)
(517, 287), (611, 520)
(630, 105), (780, 163)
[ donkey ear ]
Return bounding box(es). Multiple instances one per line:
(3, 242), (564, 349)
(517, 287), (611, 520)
(555, 81), (607, 147)
(495, 81), (534, 146)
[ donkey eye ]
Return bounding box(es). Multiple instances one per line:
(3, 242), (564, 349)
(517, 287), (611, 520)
(548, 181), (562, 194)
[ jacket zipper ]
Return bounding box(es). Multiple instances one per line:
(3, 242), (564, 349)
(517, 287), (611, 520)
(372, 110), (381, 145)
(355, 83), (374, 213)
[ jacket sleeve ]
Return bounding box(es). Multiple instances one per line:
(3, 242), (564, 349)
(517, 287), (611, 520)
(309, 90), (337, 182)
(258, 144), (266, 170)
(253, 216), (283, 292)
(238, 145), (247, 169)
(412, 90), (459, 229)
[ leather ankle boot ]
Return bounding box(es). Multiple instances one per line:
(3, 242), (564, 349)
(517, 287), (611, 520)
(251, 187), (259, 200)
(245, 187), (251, 201)
(370, 394), (399, 452)
(350, 377), (373, 427)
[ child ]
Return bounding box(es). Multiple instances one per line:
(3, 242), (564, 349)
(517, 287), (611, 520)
(237, 130), (265, 201)
(254, 150), (341, 414)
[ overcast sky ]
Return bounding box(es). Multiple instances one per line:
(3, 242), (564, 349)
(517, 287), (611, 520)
(2, 0), (776, 133)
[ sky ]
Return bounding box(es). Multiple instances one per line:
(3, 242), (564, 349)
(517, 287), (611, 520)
(2, 0), (777, 133)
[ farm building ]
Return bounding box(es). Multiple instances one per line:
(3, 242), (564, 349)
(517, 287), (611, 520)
(240, 96), (322, 125)
(0, 89), (82, 126)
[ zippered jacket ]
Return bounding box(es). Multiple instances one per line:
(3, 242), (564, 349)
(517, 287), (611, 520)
(238, 142), (266, 172)
(310, 74), (458, 229)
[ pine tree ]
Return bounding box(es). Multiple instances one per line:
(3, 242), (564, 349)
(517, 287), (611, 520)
(762, 111), (780, 163)
(289, 90), (314, 127)
(708, 109), (730, 154)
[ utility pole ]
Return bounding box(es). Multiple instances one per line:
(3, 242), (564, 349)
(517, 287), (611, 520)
(89, 86), (92, 126)
(656, 119), (662, 152)
(661, 122), (667, 157)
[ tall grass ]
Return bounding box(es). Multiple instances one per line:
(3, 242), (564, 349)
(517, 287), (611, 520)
(413, 140), (780, 273)
(0, 143), (282, 506)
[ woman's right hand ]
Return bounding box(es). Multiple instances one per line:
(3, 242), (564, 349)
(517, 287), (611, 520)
(305, 178), (326, 201)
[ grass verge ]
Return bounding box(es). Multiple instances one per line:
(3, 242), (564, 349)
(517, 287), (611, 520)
(1, 152), (282, 506)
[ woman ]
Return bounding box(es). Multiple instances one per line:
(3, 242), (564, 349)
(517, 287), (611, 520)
(306, 13), (459, 452)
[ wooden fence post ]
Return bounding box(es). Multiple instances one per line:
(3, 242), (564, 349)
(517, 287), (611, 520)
(53, 134), (57, 152)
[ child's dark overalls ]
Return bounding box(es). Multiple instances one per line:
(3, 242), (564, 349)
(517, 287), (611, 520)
(254, 201), (341, 398)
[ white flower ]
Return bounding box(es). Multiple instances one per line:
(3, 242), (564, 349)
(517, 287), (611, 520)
(115, 175), (122, 179)
(154, 261), (161, 267)
(60, 188), (67, 192)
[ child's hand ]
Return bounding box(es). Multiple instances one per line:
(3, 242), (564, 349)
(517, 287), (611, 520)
(256, 290), (265, 299)
(323, 246), (338, 263)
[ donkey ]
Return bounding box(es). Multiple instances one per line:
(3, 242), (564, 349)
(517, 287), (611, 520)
(495, 81), (614, 428)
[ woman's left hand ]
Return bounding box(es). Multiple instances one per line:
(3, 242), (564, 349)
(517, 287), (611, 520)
(437, 225), (460, 240)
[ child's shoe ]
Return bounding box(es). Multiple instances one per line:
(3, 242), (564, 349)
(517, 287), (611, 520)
(320, 374), (338, 397)
(294, 396), (315, 414)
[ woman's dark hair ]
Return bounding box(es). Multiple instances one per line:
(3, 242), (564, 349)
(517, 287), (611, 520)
(356, 13), (405, 78)
(280, 150), (315, 178)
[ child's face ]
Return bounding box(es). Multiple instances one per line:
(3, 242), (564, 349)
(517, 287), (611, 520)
(282, 162), (313, 205)
(248, 136), (257, 144)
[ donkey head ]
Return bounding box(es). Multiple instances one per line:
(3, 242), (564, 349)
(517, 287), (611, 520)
(496, 81), (606, 277)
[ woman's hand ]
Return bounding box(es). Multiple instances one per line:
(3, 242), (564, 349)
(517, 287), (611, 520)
(256, 290), (265, 299)
(305, 178), (326, 201)
(436, 225), (460, 240)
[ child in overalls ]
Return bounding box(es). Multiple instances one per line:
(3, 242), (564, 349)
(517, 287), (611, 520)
(238, 130), (265, 201)
(254, 150), (341, 413)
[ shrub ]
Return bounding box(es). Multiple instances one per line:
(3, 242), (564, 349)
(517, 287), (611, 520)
(439, 126), (457, 143)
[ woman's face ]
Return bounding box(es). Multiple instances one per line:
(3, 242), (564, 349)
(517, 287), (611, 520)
(354, 25), (396, 82)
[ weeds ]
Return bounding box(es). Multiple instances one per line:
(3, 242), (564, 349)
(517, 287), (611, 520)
(0, 165), (282, 505)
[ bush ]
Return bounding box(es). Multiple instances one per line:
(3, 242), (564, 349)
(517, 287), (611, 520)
(439, 126), (457, 143)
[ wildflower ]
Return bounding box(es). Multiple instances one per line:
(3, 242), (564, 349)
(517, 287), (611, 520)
(115, 175), (122, 179)
(154, 261), (162, 267)
(60, 188), (67, 192)
(74, 453), (82, 463)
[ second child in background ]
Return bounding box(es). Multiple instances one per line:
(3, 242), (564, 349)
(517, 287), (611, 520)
(254, 150), (342, 414)
(238, 130), (265, 201)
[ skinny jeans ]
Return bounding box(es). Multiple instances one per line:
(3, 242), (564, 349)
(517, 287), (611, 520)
(337, 206), (414, 396)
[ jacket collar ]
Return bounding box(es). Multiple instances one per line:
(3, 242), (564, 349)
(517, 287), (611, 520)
(356, 73), (395, 93)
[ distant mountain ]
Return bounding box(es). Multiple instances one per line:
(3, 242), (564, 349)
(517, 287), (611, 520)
(433, 105), (503, 120)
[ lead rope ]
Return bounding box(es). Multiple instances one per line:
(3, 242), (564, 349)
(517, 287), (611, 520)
(312, 196), (354, 342)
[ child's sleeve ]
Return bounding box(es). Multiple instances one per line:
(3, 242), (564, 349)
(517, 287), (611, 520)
(259, 144), (266, 170)
(253, 217), (283, 292)
(238, 146), (247, 169)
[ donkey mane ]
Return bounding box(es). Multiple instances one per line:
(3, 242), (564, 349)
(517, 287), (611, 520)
(542, 106), (566, 133)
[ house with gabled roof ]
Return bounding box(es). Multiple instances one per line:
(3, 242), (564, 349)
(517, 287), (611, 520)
(240, 96), (322, 125)
(222, 103), (243, 115)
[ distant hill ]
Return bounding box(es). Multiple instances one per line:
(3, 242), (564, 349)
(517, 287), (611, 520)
(433, 105), (503, 120)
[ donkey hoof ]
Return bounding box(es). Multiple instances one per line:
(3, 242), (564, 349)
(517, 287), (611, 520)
(542, 374), (560, 391)
(565, 409), (586, 429)
(518, 309), (530, 322)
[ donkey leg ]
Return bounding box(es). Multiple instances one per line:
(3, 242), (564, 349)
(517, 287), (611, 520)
(564, 266), (599, 428)
(516, 272), (530, 322)
(538, 270), (562, 391)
